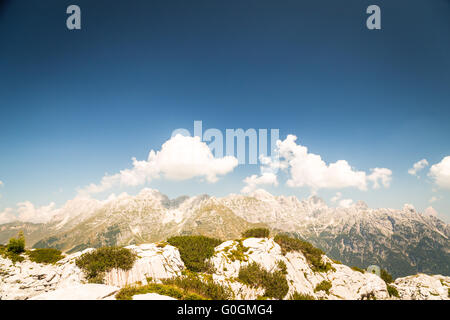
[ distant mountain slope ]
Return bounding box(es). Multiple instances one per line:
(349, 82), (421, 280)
(1, 188), (448, 277)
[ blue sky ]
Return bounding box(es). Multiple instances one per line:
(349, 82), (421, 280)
(0, 0), (449, 222)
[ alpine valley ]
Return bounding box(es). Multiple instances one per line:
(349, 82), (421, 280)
(0, 188), (448, 278)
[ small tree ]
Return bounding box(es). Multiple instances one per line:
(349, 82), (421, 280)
(380, 268), (393, 284)
(7, 231), (25, 254)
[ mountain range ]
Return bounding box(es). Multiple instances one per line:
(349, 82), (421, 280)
(0, 188), (448, 278)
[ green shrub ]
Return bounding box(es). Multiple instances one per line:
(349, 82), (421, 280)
(27, 248), (64, 264)
(225, 240), (250, 262)
(7, 232), (25, 254)
(289, 291), (316, 300)
(167, 236), (222, 273)
(162, 272), (232, 300)
(115, 283), (206, 300)
(0, 232), (26, 264)
(242, 228), (270, 238)
(277, 260), (288, 275)
(380, 268), (393, 284)
(274, 234), (334, 273)
(238, 262), (289, 300)
(263, 270), (290, 299)
(1, 250), (24, 263)
(387, 284), (399, 298)
(75, 247), (137, 283)
(314, 280), (332, 294)
(351, 266), (365, 273)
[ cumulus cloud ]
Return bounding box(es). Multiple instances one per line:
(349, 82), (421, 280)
(428, 156), (450, 189)
(408, 159), (429, 177)
(331, 192), (342, 203)
(263, 135), (392, 192)
(241, 172), (278, 194)
(367, 168), (393, 189)
(0, 201), (59, 224)
(339, 199), (354, 208)
(276, 135), (369, 190)
(241, 155), (280, 193)
(79, 134), (238, 195)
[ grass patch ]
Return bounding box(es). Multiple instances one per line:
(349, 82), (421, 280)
(387, 284), (399, 298)
(242, 228), (270, 238)
(167, 236), (222, 273)
(0, 248), (24, 264)
(331, 259), (342, 264)
(27, 248), (64, 264)
(225, 240), (250, 262)
(351, 266), (365, 273)
(289, 292), (316, 300)
(238, 262), (289, 300)
(274, 234), (334, 273)
(75, 247), (137, 283)
(314, 280), (332, 295)
(115, 283), (206, 300)
(163, 272), (232, 300)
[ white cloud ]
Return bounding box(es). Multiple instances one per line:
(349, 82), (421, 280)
(0, 201), (59, 224)
(267, 135), (392, 192)
(428, 156), (450, 189)
(338, 198), (354, 208)
(0, 180), (3, 187)
(331, 192), (354, 208)
(408, 159), (429, 177)
(79, 134), (238, 195)
(367, 168), (393, 189)
(241, 172), (278, 194)
(241, 154), (280, 193)
(331, 192), (342, 203)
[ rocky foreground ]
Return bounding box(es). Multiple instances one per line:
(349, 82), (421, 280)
(0, 238), (449, 300)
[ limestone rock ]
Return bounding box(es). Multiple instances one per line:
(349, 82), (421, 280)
(30, 284), (119, 300)
(208, 238), (388, 300)
(132, 293), (177, 300)
(392, 274), (449, 300)
(103, 243), (184, 287)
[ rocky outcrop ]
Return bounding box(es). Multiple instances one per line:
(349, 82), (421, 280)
(103, 243), (184, 287)
(0, 250), (88, 300)
(30, 284), (119, 300)
(392, 274), (449, 300)
(1, 238), (449, 300)
(209, 238), (389, 300)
